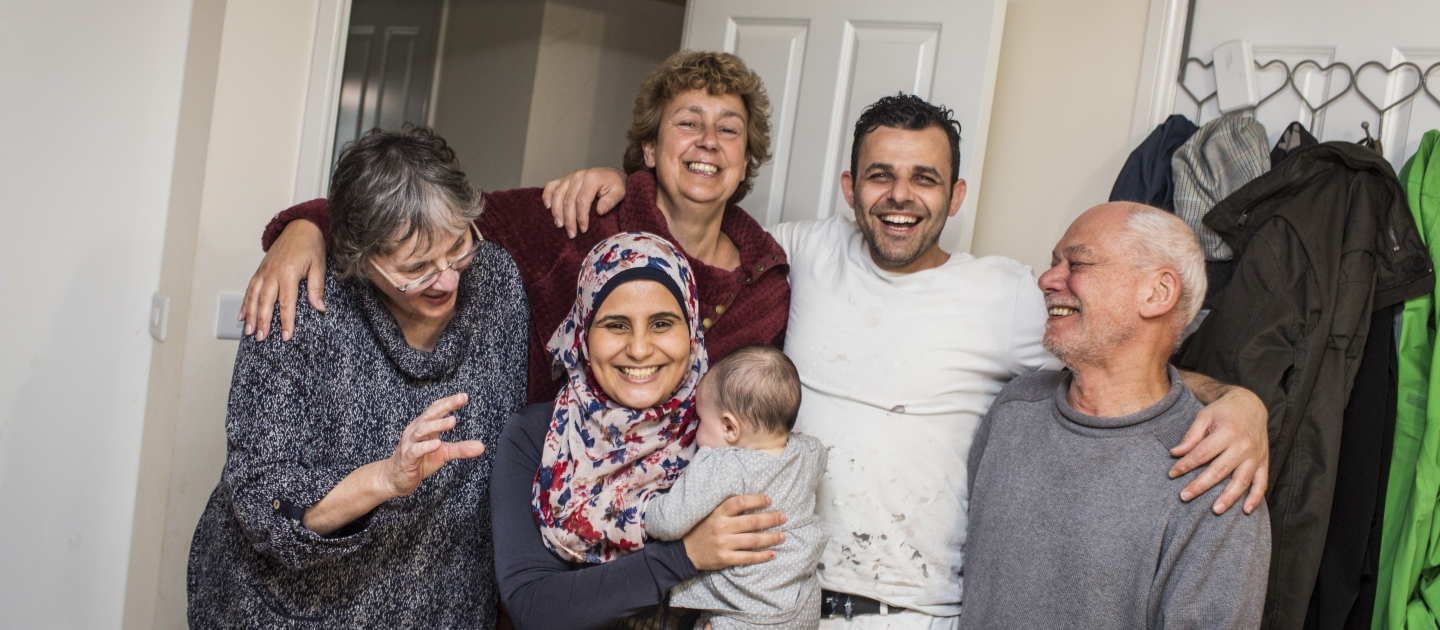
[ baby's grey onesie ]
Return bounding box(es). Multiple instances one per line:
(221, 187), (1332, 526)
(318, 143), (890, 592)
(647, 432), (828, 630)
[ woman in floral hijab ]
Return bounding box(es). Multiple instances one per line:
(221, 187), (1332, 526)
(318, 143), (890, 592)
(491, 232), (786, 630)
(534, 231), (708, 563)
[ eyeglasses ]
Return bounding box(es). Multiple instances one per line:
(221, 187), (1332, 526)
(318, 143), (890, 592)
(370, 223), (485, 293)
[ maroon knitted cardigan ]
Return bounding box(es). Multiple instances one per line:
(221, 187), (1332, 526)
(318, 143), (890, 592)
(262, 171), (791, 404)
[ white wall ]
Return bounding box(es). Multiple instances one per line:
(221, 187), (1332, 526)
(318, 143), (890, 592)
(432, 0), (549, 191)
(0, 0), (194, 627)
(519, 0), (685, 187)
(970, 0), (1152, 271)
(144, 3), (323, 628)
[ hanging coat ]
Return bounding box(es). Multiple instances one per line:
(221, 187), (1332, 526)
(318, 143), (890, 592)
(1375, 130), (1440, 630)
(1272, 121), (1319, 167)
(1303, 301), (1398, 630)
(1175, 142), (1433, 630)
(1109, 114), (1198, 213)
(1172, 112), (1270, 262)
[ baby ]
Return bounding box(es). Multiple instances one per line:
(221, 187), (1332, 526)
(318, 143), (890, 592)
(647, 345), (828, 630)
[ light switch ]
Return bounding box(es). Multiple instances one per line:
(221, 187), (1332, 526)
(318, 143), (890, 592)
(150, 293), (169, 342)
(217, 293), (245, 340)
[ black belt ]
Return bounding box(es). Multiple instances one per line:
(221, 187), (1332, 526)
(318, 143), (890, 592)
(820, 590), (907, 619)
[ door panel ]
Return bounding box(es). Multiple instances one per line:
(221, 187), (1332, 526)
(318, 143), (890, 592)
(374, 26), (426, 131)
(822, 22), (942, 220)
(727, 19), (809, 226)
(333, 0), (443, 161)
(686, 0), (1006, 254)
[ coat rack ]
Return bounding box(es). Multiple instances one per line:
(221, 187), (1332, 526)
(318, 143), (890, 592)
(1175, 56), (1440, 139)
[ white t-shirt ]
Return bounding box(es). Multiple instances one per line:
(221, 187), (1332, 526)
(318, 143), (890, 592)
(768, 216), (1061, 617)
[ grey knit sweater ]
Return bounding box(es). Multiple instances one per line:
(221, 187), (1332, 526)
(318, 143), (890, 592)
(961, 367), (1270, 629)
(187, 244), (528, 628)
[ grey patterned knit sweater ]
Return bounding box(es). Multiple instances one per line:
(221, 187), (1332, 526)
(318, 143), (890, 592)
(187, 243), (528, 628)
(961, 367), (1270, 629)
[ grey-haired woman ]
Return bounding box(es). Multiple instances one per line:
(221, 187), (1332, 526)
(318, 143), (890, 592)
(186, 128), (528, 628)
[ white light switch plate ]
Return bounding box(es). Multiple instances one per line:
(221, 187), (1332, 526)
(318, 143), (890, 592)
(150, 293), (169, 342)
(217, 293), (245, 340)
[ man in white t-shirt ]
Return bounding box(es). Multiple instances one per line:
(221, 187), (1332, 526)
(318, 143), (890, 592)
(764, 95), (1059, 627)
(542, 94), (1268, 629)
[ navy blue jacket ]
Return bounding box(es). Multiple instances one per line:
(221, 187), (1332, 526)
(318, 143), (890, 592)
(1109, 114), (1199, 212)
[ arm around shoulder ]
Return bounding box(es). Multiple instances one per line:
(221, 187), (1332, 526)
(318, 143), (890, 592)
(1171, 370), (1270, 514)
(475, 187), (577, 276)
(261, 198), (330, 251)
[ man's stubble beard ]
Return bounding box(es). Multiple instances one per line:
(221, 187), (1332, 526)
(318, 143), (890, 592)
(854, 193), (948, 269)
(1043, 315), (1137, 370)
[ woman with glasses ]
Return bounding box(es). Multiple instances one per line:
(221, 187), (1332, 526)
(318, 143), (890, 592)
(186, 128), (528, 628)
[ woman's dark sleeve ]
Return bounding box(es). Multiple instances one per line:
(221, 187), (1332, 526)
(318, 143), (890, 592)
(261, 199), (330, 251)
(491, 404), (698, 630)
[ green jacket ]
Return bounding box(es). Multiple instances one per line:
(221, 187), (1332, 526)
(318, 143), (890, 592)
(1378, 130), (1440, 629)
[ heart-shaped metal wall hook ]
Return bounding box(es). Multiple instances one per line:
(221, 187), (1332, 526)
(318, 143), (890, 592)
(1253, 58), (1292, 107)
(1290, 60), (1355, 115)
(1353, 61), (1425, 119)
(1178, 57), (1218, 108)
(1422, 62), (1440, 106)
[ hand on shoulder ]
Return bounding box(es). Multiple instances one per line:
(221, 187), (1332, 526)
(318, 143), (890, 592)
(542, 167), (628, 238)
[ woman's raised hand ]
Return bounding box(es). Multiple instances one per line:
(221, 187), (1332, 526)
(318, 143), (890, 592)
(542, 167), (628, 238)
(683, 494), (786, 571)
(302, 393), (484, 535)
(242, 219), (328, 342)
(383, 393), (486, 498)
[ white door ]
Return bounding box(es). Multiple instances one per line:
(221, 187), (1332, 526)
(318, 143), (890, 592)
(683, 0), (1006, 254)
(1175, 0), (1440, 171)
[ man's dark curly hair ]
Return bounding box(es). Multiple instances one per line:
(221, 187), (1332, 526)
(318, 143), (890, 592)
(849, 93), (962, 183)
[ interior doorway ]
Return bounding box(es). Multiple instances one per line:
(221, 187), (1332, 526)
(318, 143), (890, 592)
(326, 0), (686, 193)
(334, 0), (445, 162)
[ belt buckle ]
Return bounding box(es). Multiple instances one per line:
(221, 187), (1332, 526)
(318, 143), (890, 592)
(821, 592), (855, 621)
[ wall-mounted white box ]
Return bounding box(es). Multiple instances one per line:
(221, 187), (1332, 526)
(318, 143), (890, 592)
(217, 293), (245, 340)
(1213, 40), (1259, 113)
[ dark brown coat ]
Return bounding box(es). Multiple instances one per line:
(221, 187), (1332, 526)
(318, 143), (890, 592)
(1177, 142), (1433, 629)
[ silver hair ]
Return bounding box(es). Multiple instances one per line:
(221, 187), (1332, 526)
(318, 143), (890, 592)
(329, 127), (483, 279)
(1118, 206), (1207, 329)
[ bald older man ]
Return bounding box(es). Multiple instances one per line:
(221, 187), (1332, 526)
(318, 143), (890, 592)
(959, 203), (1271, 630)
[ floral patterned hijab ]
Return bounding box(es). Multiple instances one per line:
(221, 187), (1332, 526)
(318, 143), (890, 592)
(533, 232), (708, 564)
